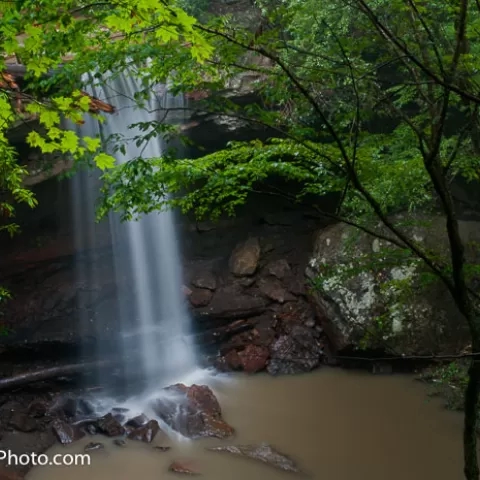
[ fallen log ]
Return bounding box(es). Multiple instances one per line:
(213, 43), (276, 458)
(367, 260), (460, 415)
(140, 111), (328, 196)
(0, 359), (118, 392)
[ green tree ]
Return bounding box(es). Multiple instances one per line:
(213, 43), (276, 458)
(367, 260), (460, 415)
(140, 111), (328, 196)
(98, 1), (480, 477)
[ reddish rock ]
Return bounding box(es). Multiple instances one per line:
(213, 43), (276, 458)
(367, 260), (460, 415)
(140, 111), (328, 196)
(238, 345), (269, 373)
(188, 288), (213, 307)
(8, 412), (38, 433)
(127, 419), (161, 443)
(96, 413), (125, 437)
(168, 460), (200, 475)
(224, 350), (243, 370)
(229, 237), (261, 276)
(151, 384), (234, 439)
(266, 259), (291, 279)
(182, 285), (193, 297)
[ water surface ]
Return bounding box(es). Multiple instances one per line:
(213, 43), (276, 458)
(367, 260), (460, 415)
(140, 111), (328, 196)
(28, 369), (468, 480)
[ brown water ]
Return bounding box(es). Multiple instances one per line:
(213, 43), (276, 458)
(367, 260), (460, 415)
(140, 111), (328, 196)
(28, 369), (469, 480)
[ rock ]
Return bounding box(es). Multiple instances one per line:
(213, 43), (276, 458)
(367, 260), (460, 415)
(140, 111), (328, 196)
(168, 460), (200, 475)
(151, 384), (234, 439)
(125, 414), (149, 429)
(154, 446), (171, 452)
(51, 419), (85, 444)
(191, 271), (217, 290)
(86, 424), (97, 435)
(113, 414), (126, 424)
(27, 400), (49, 418)
(307, 217), (480, 354)
(182, 285), (193, 297)
(223, 350), (243, 370)
(229, 237), (261, 276)
(77, 399), (96, 415)
(50, 395), (77, 418)
(196, 286), (268, 320)
(238, 345), (269, 373)
(127, 419), (161, 443)
(266, 259), (291, 279)
(267, 325), (323, 375)
(208, 444), (301, 473)
(96, 413), (125, 437)
(257, 278), (294, 304)
(84, 442), (104, 452)
(8, 412), (38, 433)
(189, 289), (213, 307)
(113, 439), (126, 447)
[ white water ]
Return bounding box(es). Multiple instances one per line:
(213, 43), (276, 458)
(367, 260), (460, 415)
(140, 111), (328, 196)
(71, 70), (200, 395)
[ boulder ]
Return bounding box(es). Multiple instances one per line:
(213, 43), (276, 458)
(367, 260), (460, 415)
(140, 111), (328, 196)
(84, 442), (104, 452)
(8, 412), (38, 433)
(125, 414), (149, 429)
(267, 325), (323, 375)
(196, 286), (268, 320)
(257, 277), (293, 304)
(127, 420), (161, 443)
(51, 420), (85, 444)
(208, 444), (301, 473)
(266, 259), (291, 279)
(188, 289), (213, 307)
(229, 238), (261, 276)
(96, 413), (125, 437)
(307, 216), (479, 354)
(191, 271), (217, 291)
(151, 384), (234, 439)
(238, 345), (270, 373)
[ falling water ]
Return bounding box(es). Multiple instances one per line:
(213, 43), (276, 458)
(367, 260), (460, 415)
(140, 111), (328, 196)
(71, 70), (198, 395)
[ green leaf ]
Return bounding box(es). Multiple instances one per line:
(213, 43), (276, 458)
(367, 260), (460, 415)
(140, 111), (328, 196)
(94, 153), (116, 170)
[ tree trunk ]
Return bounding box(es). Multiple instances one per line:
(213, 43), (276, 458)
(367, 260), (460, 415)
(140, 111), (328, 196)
(464, 358), (480, 480)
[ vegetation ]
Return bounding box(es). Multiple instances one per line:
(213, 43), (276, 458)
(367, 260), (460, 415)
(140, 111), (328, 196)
(1, 0), (480, 478)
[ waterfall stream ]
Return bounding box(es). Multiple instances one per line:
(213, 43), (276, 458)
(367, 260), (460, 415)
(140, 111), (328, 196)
(71, 71), (199, 397)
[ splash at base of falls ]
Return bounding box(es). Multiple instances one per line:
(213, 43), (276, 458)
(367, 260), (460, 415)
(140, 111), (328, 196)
(71, 69), (198, 397)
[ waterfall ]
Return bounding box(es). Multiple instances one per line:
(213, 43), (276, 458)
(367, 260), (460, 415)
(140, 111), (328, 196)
(70, 70), (198, 396)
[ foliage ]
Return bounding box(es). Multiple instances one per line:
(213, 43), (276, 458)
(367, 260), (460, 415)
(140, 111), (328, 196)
(0, 0), (212, 235)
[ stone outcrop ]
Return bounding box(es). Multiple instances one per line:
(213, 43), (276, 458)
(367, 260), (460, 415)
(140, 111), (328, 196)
(307, 215), (480, 355)
(151, 384), (234, 439)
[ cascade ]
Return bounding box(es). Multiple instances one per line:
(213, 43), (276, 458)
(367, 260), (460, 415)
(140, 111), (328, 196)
(71, 70), (199, 396)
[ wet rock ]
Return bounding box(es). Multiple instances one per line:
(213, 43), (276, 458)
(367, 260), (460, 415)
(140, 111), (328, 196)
(125, 414), (149, 429)
(223, 350), (243, 370)
(8, 412), (38, 433)
(84, 442), (104, 452)
(209, 444), (301, 473)
(154, 446), (171, 452)
(127, 419), (161, 443)
(168, 460), (200, 475)
(86, 424), (97, 435)
(27, 400), (49, 418)
(238, 345), (269, 373)
(197, 286), (267, 320)
(151, 384), (234, 439)
(77, 399), (96, 415)
(229, 237), (261, 276)
(96, 413), (125, 437)
(113, 414), (126, 424)
(50, 395), (77, 418)
(191, 271), (217, 291)
(182, 285), (193, 297)
(189, 289), (213, 307)
(267, 325), (323, 375)
(113, 439), (126, 447)
(52, 419), (85, 444)
(257, 278), (294, 304)
(266, 259), (291, 279)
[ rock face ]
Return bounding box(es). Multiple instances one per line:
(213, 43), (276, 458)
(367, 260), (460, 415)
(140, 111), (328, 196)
(307, 216), (480, 354)
(151, 384), (234, 439)
(267, 326), (323, 375)
(209, 444), (301, 473)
